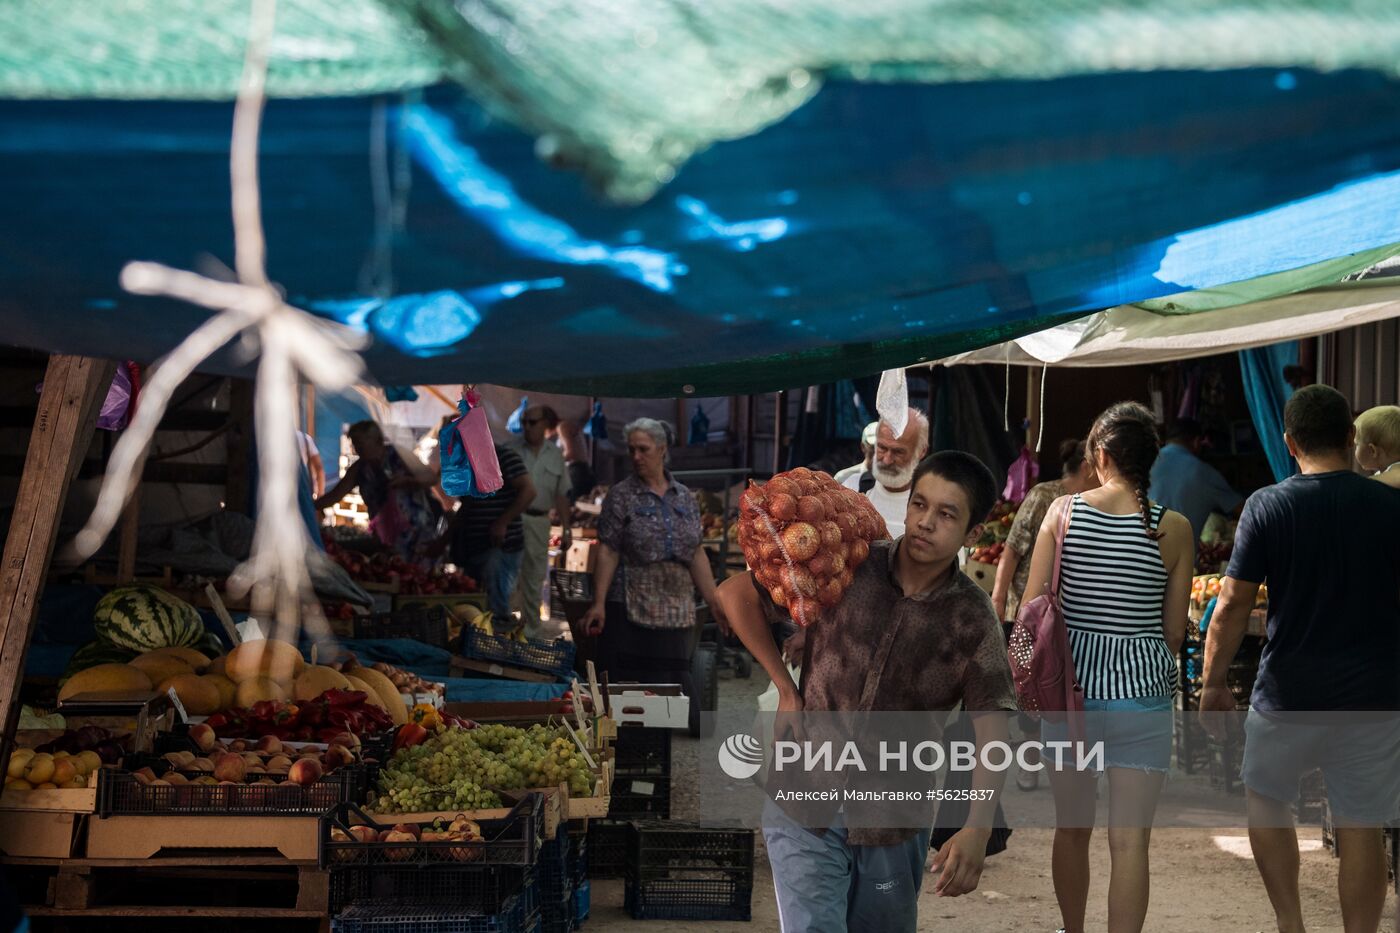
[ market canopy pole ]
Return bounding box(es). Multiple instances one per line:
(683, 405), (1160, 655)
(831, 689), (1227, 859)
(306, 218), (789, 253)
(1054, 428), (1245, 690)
(0, 354), (115, 745)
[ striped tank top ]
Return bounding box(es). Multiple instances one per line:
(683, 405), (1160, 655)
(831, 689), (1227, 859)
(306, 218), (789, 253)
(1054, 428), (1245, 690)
(1059, 494), (1177, 699)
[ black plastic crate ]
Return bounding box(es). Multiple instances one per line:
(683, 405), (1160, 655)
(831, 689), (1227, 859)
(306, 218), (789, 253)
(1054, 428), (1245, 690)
(550, 570), (593, 604)
(568, 832), (588, 884)
(330, 864), (535, 916)
(607, 773), (671, 820)
(537, 833), (576, 933)
(623, 821), (755, 921)
(459, 626), (576, 680)
(332, 893), (536, 933)
(99, 764), (368, 817)
(625, 874), (753, 922)
(613, 725), (672, 776)
(352, 605), (453, 650)
(321, 794), (546, 870)
(586, 820), (630, 880)
(626, 821), (755, 877)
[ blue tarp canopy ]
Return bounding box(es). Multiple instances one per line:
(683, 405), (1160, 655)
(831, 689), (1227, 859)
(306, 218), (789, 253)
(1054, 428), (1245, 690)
(4, 70), (1400, 395)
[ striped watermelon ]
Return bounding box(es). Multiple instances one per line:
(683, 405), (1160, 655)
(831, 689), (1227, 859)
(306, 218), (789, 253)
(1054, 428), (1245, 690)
(197, 629), (226, 658)
(60, 639), (137, 685)
(93, 585), (206, 651)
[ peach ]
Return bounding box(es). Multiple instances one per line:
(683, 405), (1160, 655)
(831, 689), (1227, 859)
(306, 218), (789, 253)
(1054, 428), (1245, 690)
(188, 723), (217, 753)
(287, 758), (322, 787)
(323, 744), (355, 770)
(189, 758), (215, 772)
(255, 735), (283, 755)
(213, 752), (247, 783)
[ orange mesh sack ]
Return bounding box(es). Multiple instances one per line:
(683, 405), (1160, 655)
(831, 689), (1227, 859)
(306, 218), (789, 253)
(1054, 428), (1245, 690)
(737, 467), (891, 627)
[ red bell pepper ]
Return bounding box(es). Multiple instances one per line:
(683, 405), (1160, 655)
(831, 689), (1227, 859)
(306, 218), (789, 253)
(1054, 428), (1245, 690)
(393, 723), (429, 751)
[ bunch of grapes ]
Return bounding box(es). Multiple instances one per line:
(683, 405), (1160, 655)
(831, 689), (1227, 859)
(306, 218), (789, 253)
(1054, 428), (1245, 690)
(372, 723), (596, 813)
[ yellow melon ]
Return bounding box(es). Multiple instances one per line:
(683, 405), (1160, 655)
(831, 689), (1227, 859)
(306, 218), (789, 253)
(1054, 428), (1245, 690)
(147, 646), (212, 672)
(156, 673), (222, 716)
(58, 664), (153, 702)
(342, 664), (407, 725)
(343, 675), (386, 710)
(207, 655), (227, 676)
(128, 652), (194, 687)
(292, 665), (351, 702)
(201, 673), (238, 710)
(225, 640), (305, 686)
(234, 677), (288, 707)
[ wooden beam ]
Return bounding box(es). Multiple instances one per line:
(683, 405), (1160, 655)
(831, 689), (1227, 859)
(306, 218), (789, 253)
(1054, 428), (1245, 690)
(772, 391), (786, 475)
(0, 355), (115, 746)
(224, 379), (254, 513)
(116, 487), (141, 584)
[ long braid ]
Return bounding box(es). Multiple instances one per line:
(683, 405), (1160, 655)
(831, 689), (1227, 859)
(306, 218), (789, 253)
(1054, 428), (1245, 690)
(1087, 401), (1163, 539)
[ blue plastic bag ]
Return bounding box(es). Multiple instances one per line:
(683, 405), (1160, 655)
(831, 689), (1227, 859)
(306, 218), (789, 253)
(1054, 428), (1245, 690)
(439, 400), (476, 497)
(506, 395), (529, 434)
(583, 401), (607, 440)
(688, 404), (710, 445)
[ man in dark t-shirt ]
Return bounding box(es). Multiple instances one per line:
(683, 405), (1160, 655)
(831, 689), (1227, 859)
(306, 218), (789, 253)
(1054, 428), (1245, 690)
(444, 444), (535, 631)
(1204, 385), (1400, 933)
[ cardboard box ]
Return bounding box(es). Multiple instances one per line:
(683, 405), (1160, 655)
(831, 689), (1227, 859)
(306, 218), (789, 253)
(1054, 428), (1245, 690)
(964, 560), (997, 597)
(86, 814), (319, 860)
(562, 540), (597, 574)
(607, 685), (689, 730)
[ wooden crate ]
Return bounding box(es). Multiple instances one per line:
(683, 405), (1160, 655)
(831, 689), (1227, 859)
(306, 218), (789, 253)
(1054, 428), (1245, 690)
(365, 784), (568, 843)
(86, 815), (319, 861)
(2, 854), (327, 921)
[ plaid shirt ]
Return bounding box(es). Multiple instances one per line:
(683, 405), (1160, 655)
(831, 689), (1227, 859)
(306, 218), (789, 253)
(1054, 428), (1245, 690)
(598, 473), (703, 628)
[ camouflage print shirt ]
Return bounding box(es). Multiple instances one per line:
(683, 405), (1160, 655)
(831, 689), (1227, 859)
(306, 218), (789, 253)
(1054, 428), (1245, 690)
(758, 538), (1018, 846)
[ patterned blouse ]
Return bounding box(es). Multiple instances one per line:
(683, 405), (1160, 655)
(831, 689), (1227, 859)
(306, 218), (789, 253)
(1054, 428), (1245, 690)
(1002, 479), (1064, 620)
(597, 473), (703, 629)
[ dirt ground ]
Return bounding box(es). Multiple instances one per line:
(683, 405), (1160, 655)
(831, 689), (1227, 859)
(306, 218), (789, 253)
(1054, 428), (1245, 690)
(586, 667), (1399, 932)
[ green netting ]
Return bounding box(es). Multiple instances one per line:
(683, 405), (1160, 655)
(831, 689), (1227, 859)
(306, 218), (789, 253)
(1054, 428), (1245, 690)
(3, 1), (1399, 201)
(0, 0), (442, 100)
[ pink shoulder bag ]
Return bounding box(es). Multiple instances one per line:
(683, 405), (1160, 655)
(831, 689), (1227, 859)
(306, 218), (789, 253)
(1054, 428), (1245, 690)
(1007, 503), (1084, 732)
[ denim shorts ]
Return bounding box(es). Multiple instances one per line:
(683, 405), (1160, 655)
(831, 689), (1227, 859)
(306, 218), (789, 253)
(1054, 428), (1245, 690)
(1242, 710), (1400, 826)
(1041, 696), (1174, 773)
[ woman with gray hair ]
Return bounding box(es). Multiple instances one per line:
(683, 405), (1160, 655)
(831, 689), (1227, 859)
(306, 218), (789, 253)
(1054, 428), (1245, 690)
(581, 418), (729, 684)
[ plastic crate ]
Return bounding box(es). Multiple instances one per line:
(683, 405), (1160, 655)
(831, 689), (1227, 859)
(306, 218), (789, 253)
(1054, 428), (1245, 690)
(573, 879), (590, 924)
(568, 832), (587, 885)
(332, 894), (536, 933)
(623, 821), (755, 922)
(460, 626), (576, 680)
(321, 794), (546, 869)
(330, 864), (535, 917)
(99, 764), (368, 817)
(536, 832), (576, 933)
(607, 773), (671, 820)
(612, 725), (672, 776)
(585, 820), (630, 880)
(550, 570), (593, 604)
(353, 605), (453, 650)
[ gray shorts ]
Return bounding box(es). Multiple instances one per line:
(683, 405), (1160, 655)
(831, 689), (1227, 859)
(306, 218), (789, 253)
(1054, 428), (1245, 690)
(1242, 710), (1400, 826)
(763, 801), (931, 933)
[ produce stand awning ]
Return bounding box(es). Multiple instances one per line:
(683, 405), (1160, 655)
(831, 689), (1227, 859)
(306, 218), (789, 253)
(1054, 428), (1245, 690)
(933, 279), (1400, 368)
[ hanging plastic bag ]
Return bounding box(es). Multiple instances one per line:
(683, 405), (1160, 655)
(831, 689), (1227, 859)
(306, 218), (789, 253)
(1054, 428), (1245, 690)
(506, 395), (529, 434)
(738, 467), (890, 628)
(583, 400), (607, 440)
(1001, 446), (1040, 505)
(876, 368), (909, 437)
(688, 404), (710, 445)
(438, 389), (504, 497)
(369, 485), (411, 547)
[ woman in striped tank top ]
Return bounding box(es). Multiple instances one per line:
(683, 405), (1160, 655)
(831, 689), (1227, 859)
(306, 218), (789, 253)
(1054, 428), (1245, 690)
(1023, 402), (1194, 933)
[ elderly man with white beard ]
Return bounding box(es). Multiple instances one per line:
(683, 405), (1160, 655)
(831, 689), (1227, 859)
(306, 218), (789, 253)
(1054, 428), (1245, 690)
(866, 408), (931, 539)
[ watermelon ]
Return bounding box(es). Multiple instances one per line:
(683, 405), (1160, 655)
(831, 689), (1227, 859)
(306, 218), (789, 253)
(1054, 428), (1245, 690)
(93, 585), (206, 652)
(197, 629), (226, 658)
(60, 639), (137, 685)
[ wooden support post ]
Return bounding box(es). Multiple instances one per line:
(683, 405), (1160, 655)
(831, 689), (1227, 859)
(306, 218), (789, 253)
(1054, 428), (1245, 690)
(772, 391), (786, 475)
(115, 487), (141, 584)
(0, 355), (115, 745)
(224, 378), (254, 514)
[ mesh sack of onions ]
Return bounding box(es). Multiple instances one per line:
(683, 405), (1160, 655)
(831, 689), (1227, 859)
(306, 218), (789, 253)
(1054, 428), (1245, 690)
(737, 467), (890, 627)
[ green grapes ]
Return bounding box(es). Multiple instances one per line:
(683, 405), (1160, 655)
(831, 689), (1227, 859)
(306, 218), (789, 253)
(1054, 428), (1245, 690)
(371, 723), (597, 814)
